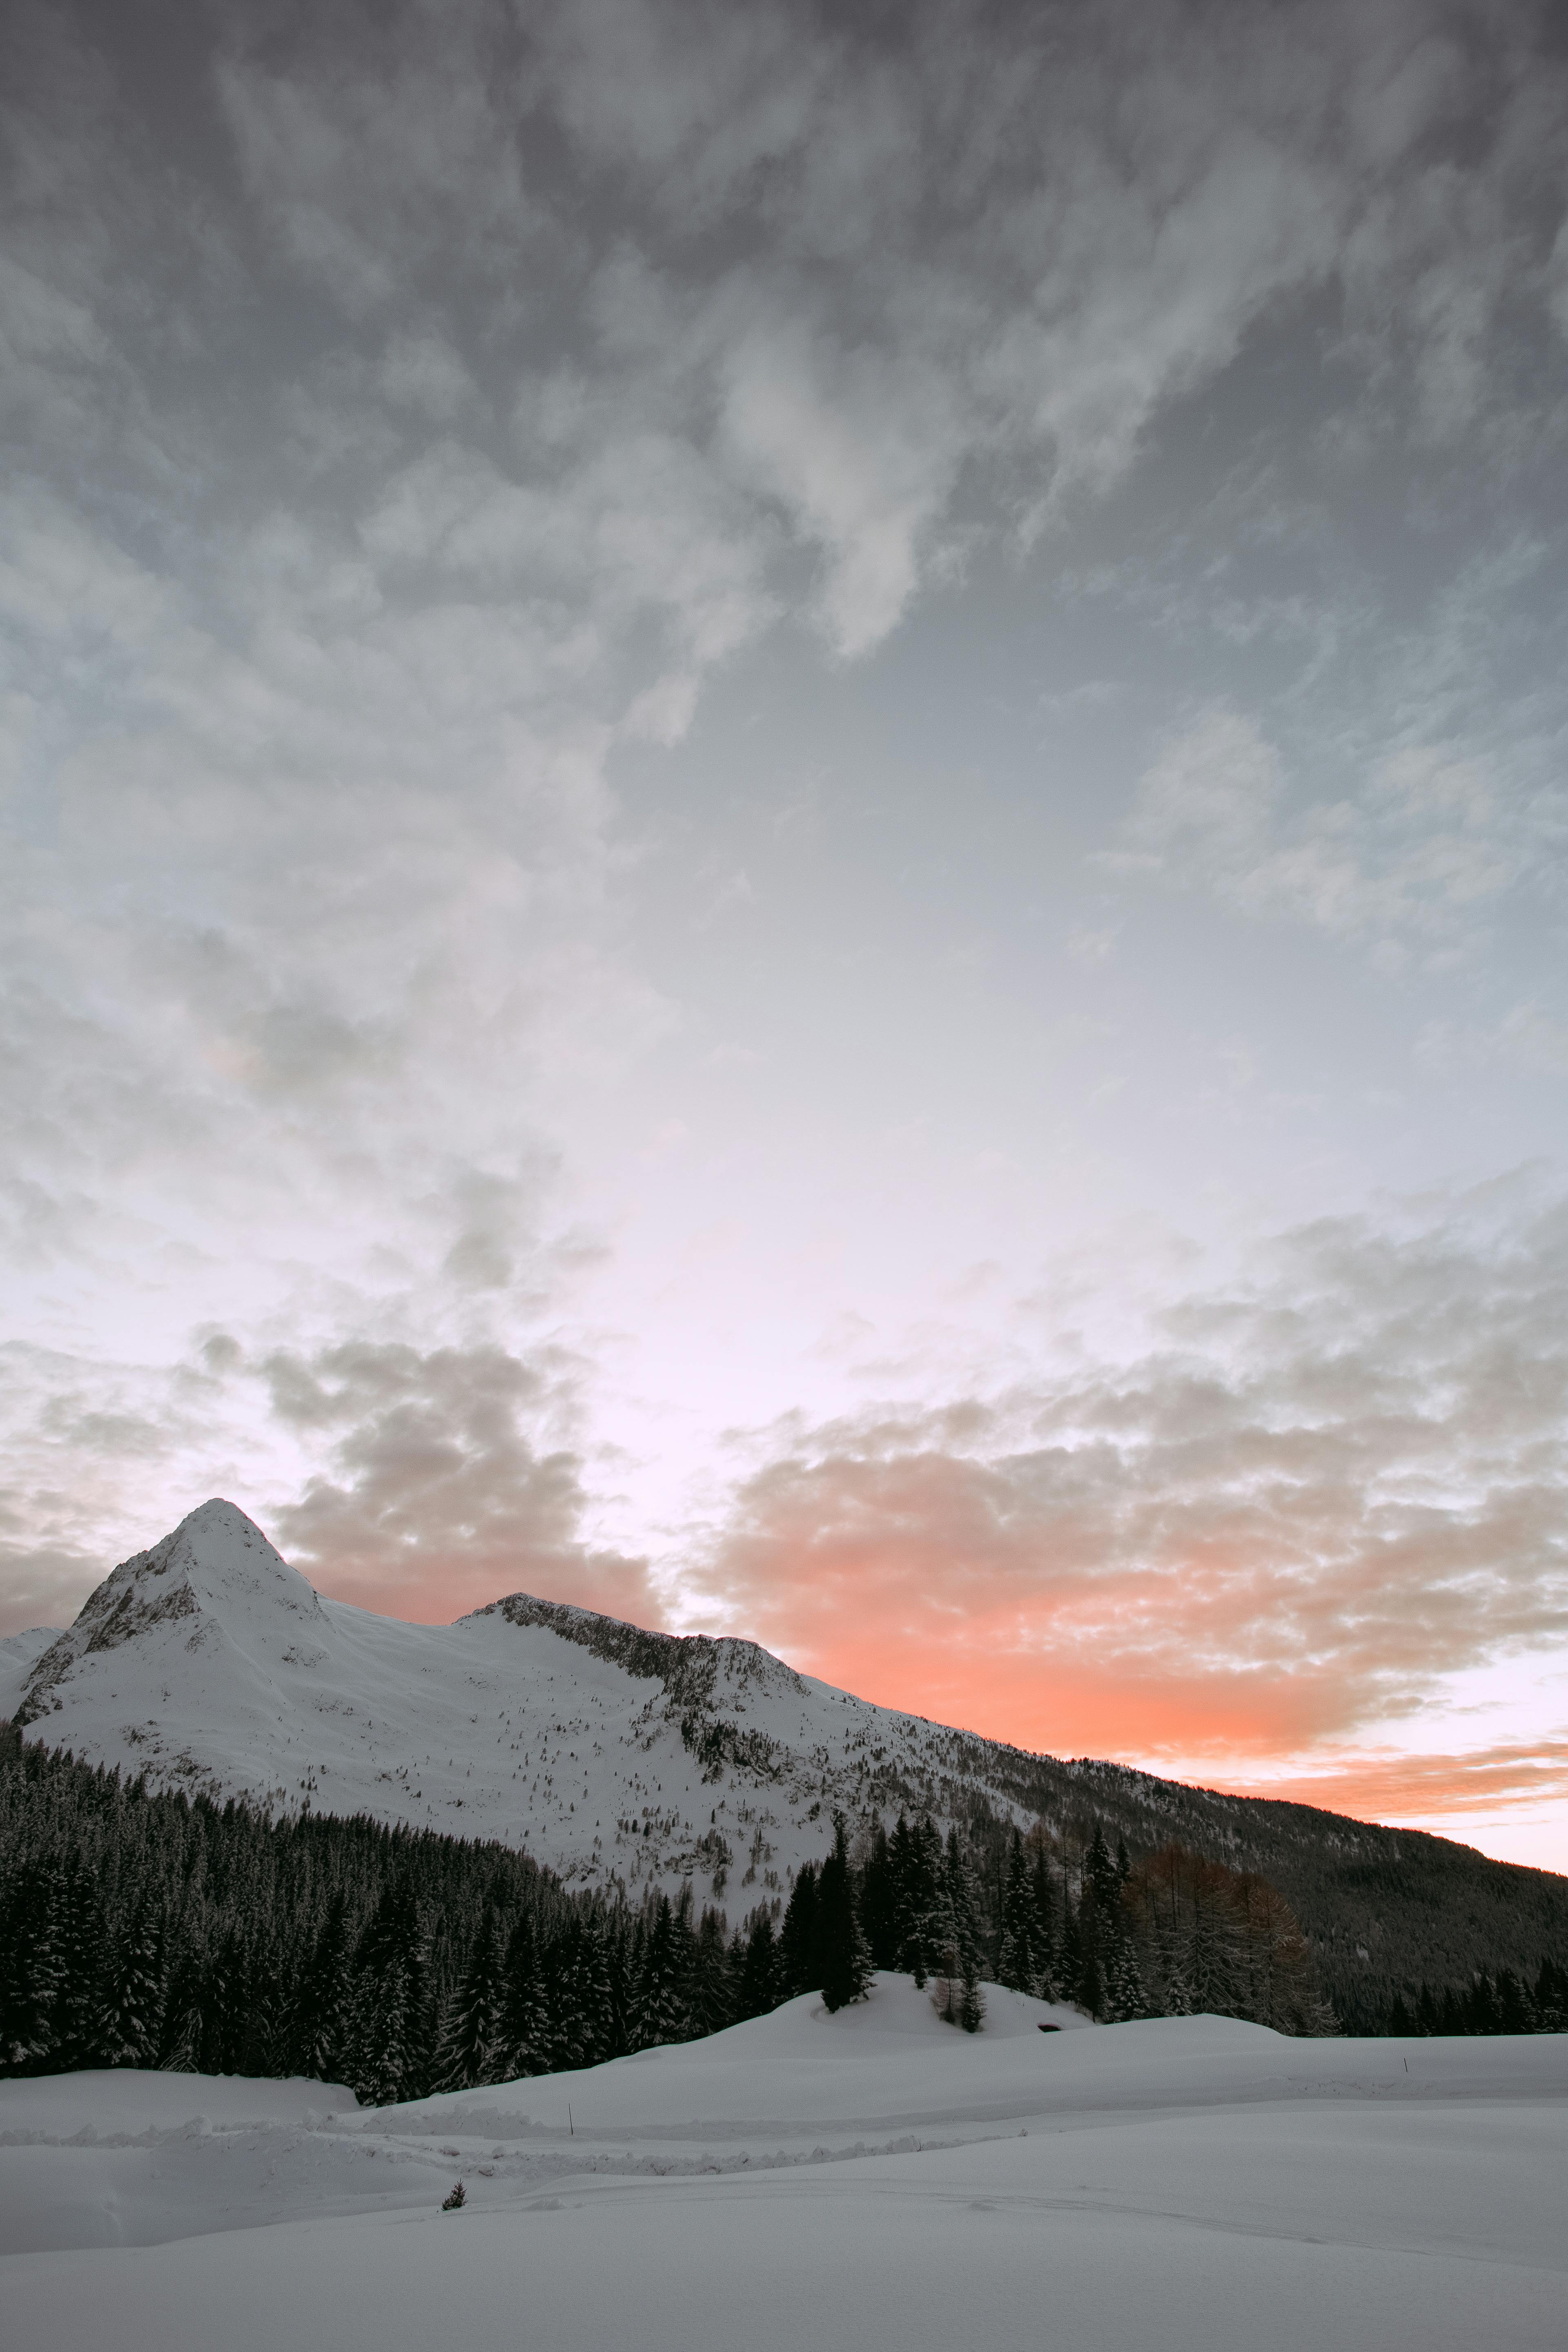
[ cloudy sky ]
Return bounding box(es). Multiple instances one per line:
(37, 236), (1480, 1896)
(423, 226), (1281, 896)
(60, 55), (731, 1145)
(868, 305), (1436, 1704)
(6, 0), (1568, 1867)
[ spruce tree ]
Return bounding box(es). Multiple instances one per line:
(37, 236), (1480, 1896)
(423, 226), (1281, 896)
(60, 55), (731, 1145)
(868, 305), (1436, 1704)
(97, 1898), (167, 2068)
(436, 1901), (507, 2090)
(633, 1894), (686, 2049)
(685, 1907), (737, 2038)
(997, 1831), (1037, 1994)
(0, 1865), (65, 2070)
(818, 1813), (873, 2013)
(778, 1863), (821, 1997)
(289, 1890), (352, 2082)
(957, 1948), (986, 2033)
(735, 1911), (782, 2019)
(347, 1880), (427, 2104)
(942, 1828), (985, 1982)
(1029, 1839), (1058, 1999)
(858, 1820), (898, 1969)
(498, 1911), (549, 2076)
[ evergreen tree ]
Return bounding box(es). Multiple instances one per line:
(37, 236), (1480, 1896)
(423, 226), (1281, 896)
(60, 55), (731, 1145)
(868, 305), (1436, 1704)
(346, 1880), (428, 2104)
(997, 1831), (1037, 1994)
(734, 1911), (782, 2019)
(1028, 1838), (1059, 1999)
(858, 1819), (898, 1969)
(818, 1813), (873, 2013)
(891, 1816), (946, 1986)
(634, 1894), (686, 2049)
(288, 1890), (352, 2082)
(778, 1863), (821, 1998)
(97, 1898), (167, 2068)
(497, 1911), (549, 2077)
(942, 1827), (985, 1981)
(435, 1901), (507, 2090)
(0, 1865), (66, 2070)
(957, 1947), (986, 2033)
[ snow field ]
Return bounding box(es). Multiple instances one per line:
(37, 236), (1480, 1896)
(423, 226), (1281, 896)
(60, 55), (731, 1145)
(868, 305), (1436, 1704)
(4, 1978), (1565, 2350)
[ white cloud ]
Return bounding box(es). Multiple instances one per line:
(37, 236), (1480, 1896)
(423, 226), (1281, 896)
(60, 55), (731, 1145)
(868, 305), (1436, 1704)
(1107, 704), (1532, 958)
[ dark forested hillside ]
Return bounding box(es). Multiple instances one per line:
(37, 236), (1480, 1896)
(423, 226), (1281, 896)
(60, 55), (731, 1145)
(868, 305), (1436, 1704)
(3, 1724), (1563, 2098)
(932, 1752), (1568, 2031)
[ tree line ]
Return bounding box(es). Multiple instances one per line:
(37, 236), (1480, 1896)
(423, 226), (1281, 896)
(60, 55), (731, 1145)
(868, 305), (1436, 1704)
(1381, 1963), (1567, 2038)
(4, 1728), (1559, 2100)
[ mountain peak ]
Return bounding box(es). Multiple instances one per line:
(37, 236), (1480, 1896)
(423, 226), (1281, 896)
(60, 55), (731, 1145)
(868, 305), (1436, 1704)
(16, 1498), (324, 1726)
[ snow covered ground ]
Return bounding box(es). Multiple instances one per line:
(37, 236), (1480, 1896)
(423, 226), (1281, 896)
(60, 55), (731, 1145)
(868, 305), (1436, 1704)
(5, 1976), (1565, 2351)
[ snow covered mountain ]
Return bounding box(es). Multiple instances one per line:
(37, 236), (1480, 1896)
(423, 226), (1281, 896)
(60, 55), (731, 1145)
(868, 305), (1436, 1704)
(9, 1499), (1076, 1898)
(9, 1501), (1568, 2018)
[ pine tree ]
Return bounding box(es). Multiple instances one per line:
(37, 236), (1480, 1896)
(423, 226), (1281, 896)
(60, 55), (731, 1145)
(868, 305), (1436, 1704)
(347, 1880), (428, 2104)
(436, 1901), (507, 2090)
(778, 1863), (821, 1998)
(997, 1831), (1037, 1993)
(1029, 1838), (1059, 1999)
(858, 1820), (898, 1969)
(890, 1815), (946, 1987)
(1103, 1932), (1146, 2022)
(734, 1911), (782, 2019)
(497, 1911), (549, 2076)
(942, 1827), (985, 1981)
(818, 1813), (873, 2013)
(0, 1866), (65, 2070)
(288, 1890), (352, 2082)
(957, 1947), (986, 2033)
(98, 1898), (167, 2068)
(682, 1907), (734, 2038)
(633, 1894), (686, 2049)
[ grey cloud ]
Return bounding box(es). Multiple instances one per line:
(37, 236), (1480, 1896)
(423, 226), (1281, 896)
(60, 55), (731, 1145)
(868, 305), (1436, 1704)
(263, 1336), (657, 1622)
(0, 1338), (242, 1633)
(699, 1183), (1568, 1748)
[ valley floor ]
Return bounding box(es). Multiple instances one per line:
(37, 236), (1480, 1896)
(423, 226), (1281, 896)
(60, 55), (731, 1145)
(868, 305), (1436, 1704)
(4, 1976), (1565, 2351)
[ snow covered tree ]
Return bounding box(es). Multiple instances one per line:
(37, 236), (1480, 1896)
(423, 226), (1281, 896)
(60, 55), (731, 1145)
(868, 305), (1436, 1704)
(997, 1831), (1038, 1994)
(942, 1827), (985, 1983)
(634, 1894), (687, 2049)
(436, 1901), (508, 2089)
(498, 1911), (550, 2077)
(97, 1898), (166, 2068)
(288, 1890), (352, 2082)
(1028, 1836), (1059, 1999)
(0, 1864), (66, 2070)
(346, 1880), (429, 2104)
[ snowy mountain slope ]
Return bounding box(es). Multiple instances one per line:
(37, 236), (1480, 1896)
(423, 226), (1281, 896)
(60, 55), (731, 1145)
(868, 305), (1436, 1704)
(12, 1500), (1078, 1897)
(5, 1988), (1566, 2349)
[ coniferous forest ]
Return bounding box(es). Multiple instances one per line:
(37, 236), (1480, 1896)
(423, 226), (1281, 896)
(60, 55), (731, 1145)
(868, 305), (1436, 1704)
(2, 1726), (1562, 2099)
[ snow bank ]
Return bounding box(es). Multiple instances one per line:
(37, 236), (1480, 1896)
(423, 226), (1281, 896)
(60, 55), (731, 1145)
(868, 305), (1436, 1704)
(4, 1981), (1566, 2349)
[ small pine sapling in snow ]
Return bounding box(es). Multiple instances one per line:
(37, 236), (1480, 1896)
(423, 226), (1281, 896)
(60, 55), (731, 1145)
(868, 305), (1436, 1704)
(442, 2181), (466, 2210)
